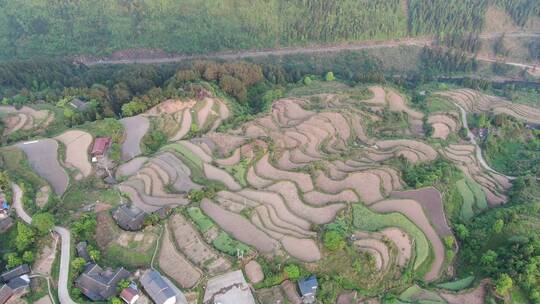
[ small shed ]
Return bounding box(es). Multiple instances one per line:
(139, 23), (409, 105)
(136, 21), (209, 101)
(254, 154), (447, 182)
(76, 241), (92, 263)
(120, 286), (140, 304)
(298, 276), (318, 303)
(91, 137), (111, 156)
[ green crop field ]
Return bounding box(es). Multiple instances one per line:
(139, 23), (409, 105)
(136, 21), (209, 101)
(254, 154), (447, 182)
(352, 204), (431, 272)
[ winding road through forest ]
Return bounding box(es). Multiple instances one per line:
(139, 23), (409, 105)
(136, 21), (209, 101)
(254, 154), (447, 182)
(80, 32), (540, 71)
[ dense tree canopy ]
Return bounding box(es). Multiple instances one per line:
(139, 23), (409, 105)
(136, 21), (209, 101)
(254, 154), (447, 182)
(0, 0), (537, 60)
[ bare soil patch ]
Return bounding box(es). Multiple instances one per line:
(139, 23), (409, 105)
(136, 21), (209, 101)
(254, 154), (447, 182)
(266, 181), (346, 224)
(56, 130), (92, 179)
(116, 157), (148, 178)
(145, 99), (196, 115)
(255, 154), (314, 192)
(439, 279), (488, 304)
(200, 198), (279, 253)
(281, 236), (321, 262)
(315, 171), (383, 204)
(203, 163), (242, 190)
(303, 189), (358, 206)
(36, 186), (50, 208)
(381, 228), (411, 267)
(121, 115), (149, 161)
(431, 123), (450, 139)
(159, 228), (202, 288)
(245, 260), (264, 283)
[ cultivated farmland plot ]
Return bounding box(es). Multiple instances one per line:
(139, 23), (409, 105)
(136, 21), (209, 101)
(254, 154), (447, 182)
(16, 139), (69, 195)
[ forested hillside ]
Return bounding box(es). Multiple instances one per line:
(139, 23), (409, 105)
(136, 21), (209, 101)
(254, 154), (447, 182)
(0, 0), (538, 60)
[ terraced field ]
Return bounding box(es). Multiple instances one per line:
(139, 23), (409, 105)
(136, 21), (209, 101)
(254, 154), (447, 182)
(437, 89), (540, 125)
(0, 106), (54, 136)
(105, 85), (536, 287)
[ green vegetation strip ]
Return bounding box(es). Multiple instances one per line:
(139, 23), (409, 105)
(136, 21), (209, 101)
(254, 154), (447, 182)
(465, 177), (487, 210)
(352, 204), (431, 271)
(436, 276), (475, 291)
(456, 179), (474, 221)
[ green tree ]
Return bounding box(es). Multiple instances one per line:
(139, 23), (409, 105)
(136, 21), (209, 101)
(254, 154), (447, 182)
(117, 279), (131, 291)
(109, 297), (123, 304)
(494, 273), (513, 296)
(303, 76), (312, 85)
(32, 213), (55, 235)
(443, 236), (455, 249)
(71, 257), (87, 274)
(325, 72), (335, 81)
(88, 245), (101, 262)
(323, 231), (345, 251)
(455, 224), (470, 240)
(15, 222), (36, 252)
(492, 219), (504, 234)
(4, 253), (23, 268)
(480, 250), (498, 266)
(283, 264), (300, 280)
(22, 251), (35, 264)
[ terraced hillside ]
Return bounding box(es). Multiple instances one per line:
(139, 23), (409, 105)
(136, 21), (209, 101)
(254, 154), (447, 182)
(111, 85), (535, 289)
(5, 83), (539, 301)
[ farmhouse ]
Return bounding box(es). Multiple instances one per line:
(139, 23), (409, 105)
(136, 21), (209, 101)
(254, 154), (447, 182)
(203, 270), (255, 304)
(69, 98), (89, 110)
(298, 276), (318, 304)
(0, 284), (13, 304)
(91, 137), (111, 157)
(112, 204), (147, 231)
(75, 263), (130, 301)
(140, 270), (186, 304)
(0, 265), (30, 283)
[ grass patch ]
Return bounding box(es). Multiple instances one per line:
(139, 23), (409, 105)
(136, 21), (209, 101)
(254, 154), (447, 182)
(352, 204), (431, 272)
(425, 96), (456, 114)
(186, 207), (214, 233)
(62, 177), (121, 211)
(106, 243), (153, 269)
(212, 231), (252, 256)
(222, 158), (249, 187)
(436, 276), (475, 291)
(400, 284), (445, 303)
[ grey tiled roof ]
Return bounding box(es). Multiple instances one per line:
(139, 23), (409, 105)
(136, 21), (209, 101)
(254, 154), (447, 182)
(0, 265), (30, 283)
(112, 204), (147, 231)
(75, 264), (130, 301)
(140, 270), (177, 304)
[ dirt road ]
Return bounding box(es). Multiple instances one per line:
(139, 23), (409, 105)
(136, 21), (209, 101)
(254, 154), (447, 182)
(80, 32), (539, 68)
